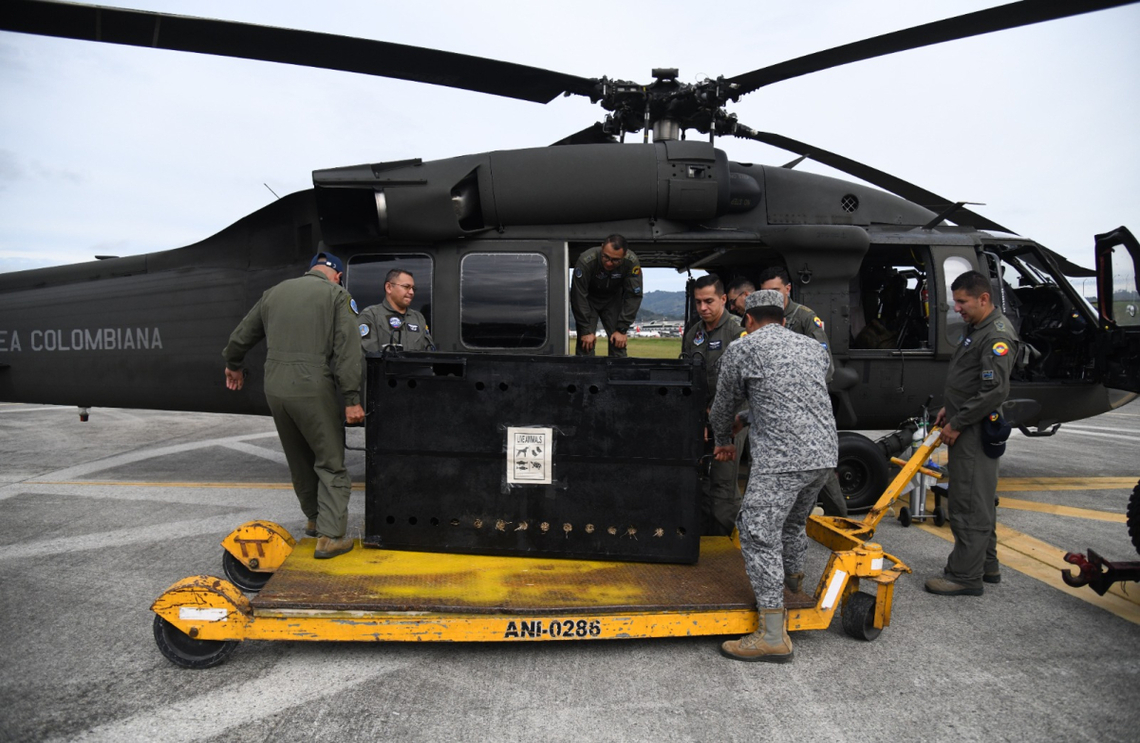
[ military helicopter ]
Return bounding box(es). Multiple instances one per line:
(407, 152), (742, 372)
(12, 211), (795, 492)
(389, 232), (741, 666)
(1, 0), (1138, 510)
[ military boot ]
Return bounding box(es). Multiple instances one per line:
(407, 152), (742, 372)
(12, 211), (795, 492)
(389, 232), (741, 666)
(720, 608), (793, 663)
(784, 573), (804, 593)
(304, 519), (318, 538)
(314, 535), (354, 559)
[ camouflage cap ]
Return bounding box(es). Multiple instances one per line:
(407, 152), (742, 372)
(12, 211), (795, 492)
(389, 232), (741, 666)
(744, 289), (784, 311)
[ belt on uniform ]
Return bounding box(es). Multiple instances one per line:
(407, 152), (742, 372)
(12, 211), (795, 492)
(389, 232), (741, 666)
(266, 351), (327, 365)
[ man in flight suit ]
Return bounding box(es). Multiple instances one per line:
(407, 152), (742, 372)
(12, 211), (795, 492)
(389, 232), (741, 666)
(926, 270), (1019, 596)
(571, 234), (642, 358)
(222, 251), (364, 560)
(757, 266), (845, 517)
(710, 289), (837, 663)
(725, 278), (755, 317)
(359, 269), (435, 353)
(683, 275), (747, 535)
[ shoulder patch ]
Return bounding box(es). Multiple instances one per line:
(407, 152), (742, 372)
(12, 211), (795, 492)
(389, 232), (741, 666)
(350, 298), (359, 314)
(813, 316), (824, 329)
(992, 341), (1010, 357)
(359, 323), (369, 337)
(739, 331), (748, 338)
(995, 320), (1006, 332)
(574, 267), (583, 278)
(631, 265), (641, 275)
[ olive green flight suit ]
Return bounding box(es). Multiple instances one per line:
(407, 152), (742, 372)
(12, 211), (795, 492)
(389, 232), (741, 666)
(943, 309), (1019, 589)
(683, 309), (747, 534)
(571, 247), (643, 358)
(223, 269), (363, 539)
(785, 299), (846, 517)
(359, 299), (435, 353)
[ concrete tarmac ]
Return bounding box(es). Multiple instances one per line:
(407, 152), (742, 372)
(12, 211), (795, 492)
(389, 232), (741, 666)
(1, 404), (1138, 742)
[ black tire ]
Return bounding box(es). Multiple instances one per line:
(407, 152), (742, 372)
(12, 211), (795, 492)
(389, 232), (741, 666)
(222, 550), (272, 593)
(842, 591), (882, 641)
(933, 506), (948, 528)
(152, 615), (237, 669)
(898, 506), (911, 527)
(1128, 480), (1140, 557)
(836, 432), (891, 511)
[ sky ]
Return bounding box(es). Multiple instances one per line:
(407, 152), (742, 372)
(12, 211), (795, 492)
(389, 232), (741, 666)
(1, 0), (1138, 294)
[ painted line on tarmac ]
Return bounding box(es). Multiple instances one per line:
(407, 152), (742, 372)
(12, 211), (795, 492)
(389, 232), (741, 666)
(1052, 429), (1140, 443)
(917, 522), (1140, 624)
(26, 480), (368, 491)
(219, 440), (288, 464)
(1062, 424), (1140, 434)
(0, 431), (280, 501)
(997, 477), (1136, 492)
(998, 497), (1126, 523)
(0, 511), (264, 561)
(49, 649), (409, 743)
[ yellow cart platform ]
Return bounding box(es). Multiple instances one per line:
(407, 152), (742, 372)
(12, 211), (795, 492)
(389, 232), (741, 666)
(151, 429), (944, 668)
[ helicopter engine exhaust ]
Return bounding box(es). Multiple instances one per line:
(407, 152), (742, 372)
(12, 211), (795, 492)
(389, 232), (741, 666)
(313, 141), (759, 245)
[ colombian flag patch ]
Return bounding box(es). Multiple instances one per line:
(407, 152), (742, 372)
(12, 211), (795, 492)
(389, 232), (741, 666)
(813, 316), (824, 329)
(992, 341), (1010, 357)
(631, 266), (641, 275)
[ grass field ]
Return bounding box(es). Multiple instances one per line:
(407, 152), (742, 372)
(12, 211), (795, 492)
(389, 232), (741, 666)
(569, 336), (682, 358)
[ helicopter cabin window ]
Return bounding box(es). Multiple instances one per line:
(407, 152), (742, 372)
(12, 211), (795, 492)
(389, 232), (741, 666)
(460, 253), (548, 349)
(942, 255), (973, 347)
(849, 249), (932, 351)
(346, 253), (434, 329)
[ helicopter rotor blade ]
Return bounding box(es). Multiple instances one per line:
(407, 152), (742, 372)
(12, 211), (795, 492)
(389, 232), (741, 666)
(550, 123), (618, 146)
(724, 0), (1138, 100)
(732, 126), (1015, 234)
(0, 0), (597, 104)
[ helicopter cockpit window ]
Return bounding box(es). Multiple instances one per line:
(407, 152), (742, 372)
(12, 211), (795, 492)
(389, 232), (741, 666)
(346, 253), (434, 329)
(850, 250), (932, 351)
(460, 253), (548, 349)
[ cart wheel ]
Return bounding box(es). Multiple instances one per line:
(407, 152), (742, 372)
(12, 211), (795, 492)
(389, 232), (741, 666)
(152, 615), (237, 669)
(222, 550), (272, 592)
(842, 591), (882, 641)
(933, 506), (948, 527)
(898, 507), (911, 527)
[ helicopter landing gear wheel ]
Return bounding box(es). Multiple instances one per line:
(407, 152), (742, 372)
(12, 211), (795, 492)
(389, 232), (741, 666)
(1128, 480), (1140, 557)
(842, 591), (881, 641)
(933, 506), (948, 528)
(836, 432), (890, 512)
(898, 507), (911, 527)
(223, 550), (272, 592)
(152, 615), (237, 669)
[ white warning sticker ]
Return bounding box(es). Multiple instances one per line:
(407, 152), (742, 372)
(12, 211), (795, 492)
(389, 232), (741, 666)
(179, 606), (228, 622)
(507, 427), (553, 485)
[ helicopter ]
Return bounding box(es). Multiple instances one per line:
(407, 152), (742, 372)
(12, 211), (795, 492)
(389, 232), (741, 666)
(1, 0), (1139, 511)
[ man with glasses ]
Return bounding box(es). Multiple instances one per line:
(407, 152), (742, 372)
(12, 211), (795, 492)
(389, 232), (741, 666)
(359, 269), (435, 353)
(571, 234), (643, 358)
(725, 278), (756, 318)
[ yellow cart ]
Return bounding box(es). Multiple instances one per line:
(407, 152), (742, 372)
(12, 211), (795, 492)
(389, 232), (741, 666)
(151, 429), (945, 667)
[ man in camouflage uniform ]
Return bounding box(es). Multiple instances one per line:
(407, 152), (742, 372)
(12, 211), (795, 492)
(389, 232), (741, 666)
(710, 289), (837, 662)
(758, 266), (845, 517)
(683, 275), (747, 535)
(359, 268), (435, 353)
(223, 252), (363, 560)
(571, 234), (642, 358)
(926, 270), (1020, 596)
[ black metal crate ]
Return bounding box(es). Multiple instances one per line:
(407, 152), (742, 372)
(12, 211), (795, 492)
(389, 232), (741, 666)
(364, 352), (706, 563)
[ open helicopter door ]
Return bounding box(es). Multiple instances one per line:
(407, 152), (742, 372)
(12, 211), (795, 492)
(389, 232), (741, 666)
(1094, 227), (1140, 393)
